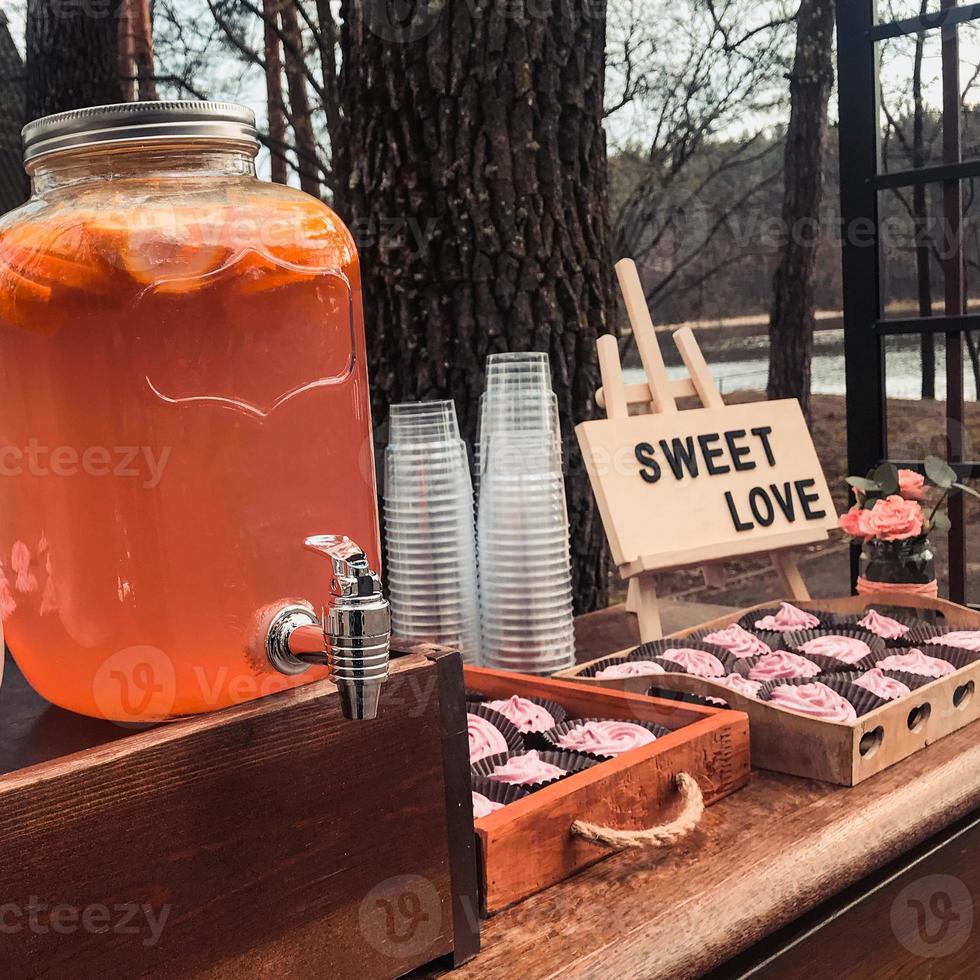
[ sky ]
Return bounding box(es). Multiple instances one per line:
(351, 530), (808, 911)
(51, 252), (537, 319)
(5, 0), (980, 178)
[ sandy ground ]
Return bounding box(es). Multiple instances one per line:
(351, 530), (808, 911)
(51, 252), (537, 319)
(610, 391), (980, 607)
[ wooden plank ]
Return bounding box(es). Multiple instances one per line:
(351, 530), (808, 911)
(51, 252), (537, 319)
(596, 378), (698, 412)
(771, 549), (811, 601)
(596, 334), (628, 420)
(614, 258), (677, 414)
(430, 649), (481, 966)
(748, 814), (980, 978)
(617, 525), (832, 577)
(672, 325), (724, 409)
(436, 719), (980, 979)
(0, 653), (466, 978)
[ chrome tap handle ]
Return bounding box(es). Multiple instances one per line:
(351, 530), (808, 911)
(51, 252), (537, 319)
(266, 535), (389, 721)
(304, 534), (380, 598)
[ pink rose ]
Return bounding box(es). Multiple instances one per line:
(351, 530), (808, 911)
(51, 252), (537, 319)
(897, 469), (925, 500)
(838, 504), (872, 540)
(864, 494), (924, 541)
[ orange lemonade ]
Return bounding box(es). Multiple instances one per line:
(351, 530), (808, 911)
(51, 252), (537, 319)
(0, 115), (380, 721)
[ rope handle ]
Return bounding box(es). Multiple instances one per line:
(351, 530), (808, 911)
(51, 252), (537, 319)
(570, 772), (704, 851)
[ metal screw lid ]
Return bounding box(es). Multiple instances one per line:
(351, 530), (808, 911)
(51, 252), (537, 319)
(21, 100), (259, 167)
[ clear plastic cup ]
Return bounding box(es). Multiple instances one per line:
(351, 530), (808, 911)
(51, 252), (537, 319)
(388, 400), (461, 443)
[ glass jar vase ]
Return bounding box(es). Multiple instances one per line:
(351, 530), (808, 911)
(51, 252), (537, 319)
(857, 535), (937, 595)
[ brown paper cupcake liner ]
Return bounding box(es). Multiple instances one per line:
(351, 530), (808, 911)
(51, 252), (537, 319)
(645, 685), (732, 710)
(541, 717), (670, 759)
(870, 642), (980, 676)
(737, 606), (835, 634)
(465, 689), (488, 704)
(470, 776), (529, 808)
(471, 749), (598, 790)
(758, 675), (888, 719)
(467, 703), (525, 756)
(885, 623), (945, 647)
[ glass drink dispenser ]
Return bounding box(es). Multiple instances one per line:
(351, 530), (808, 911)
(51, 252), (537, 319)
(0, 102), (386, 722)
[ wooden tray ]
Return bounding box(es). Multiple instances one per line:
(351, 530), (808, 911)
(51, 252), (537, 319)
(557, 593), (980, 785)
(0, 644), (479, 978)
(463, 666), (749, 913)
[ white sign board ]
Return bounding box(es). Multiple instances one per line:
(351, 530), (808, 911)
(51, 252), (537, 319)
(576, 398), (837, 573)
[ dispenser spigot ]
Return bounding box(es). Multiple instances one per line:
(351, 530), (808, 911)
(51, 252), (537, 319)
(265, 535), (390, 721)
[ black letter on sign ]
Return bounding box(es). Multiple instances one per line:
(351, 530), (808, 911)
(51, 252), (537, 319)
(725, 491), (753, 531)
(659, 437), (699, 479)
(750, 425), (776, 465)
(635, 443), (661, 484)
(770, 482), (796, 521)
(748, 487), (775, 527)
(725, 429), (755, 471)
(795, 478), (827, 519)
(698, 433), (730, 475)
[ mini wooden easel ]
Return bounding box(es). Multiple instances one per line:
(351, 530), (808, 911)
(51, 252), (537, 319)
(598, 259), (811, 640)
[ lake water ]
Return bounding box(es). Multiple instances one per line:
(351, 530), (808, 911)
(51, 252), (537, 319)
(623, 328), (979, 401)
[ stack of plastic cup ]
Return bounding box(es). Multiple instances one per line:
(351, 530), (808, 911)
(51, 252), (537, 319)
(384, 401), (480, 663)
(477, 352), (576, 673)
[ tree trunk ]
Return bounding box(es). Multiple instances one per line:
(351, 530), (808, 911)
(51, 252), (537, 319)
(118, 0), (135, 101)
(131, 0), (157, 101)
(26, 0), (126, 119)
(340, 0), (616, 612)
(280, 1), (320, 198)
(766, 0), (836, 419)
(262, 0), (288, 184)
(0, 10), (29, 212)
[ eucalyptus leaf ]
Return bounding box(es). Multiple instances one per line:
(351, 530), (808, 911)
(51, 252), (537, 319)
(925, 455), (957, 489)
(952, 482), (980, 501)
(931, 510), (951, 532)
(846, 476), (879, 492)
(873, 462), (899, 495)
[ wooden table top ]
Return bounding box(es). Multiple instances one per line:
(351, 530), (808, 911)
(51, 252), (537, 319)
(447, 719), (980, 979)
(442, 601), (980, 979)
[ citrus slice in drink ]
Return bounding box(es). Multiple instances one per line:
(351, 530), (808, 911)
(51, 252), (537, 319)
(86, 207), (232, 294)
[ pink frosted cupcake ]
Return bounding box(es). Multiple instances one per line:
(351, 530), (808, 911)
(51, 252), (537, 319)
(658, 647), (726, 677)
(854, 668), (912, 701)
(486, 750), (568, 786)
(554, 720), (658, 757)
(595, 660), (665, 679)
(926, 631), (980, 651)
(876, 648), (955, 678)
(748, 650), (821, 681)
(702, 624), (771, 658)
(797, 634), (872, 666)
(467, 712), (510, 762)
(753, 602), (820, 631)
(471, 792), (503, 818)
(719, 673), (763, 698)
(484, 694), (559, 734)
(767, 682), (857, 723)
(857, 609), (910, 640)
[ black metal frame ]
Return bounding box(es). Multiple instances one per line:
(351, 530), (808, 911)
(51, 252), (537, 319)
(838, 0), (977, 603)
